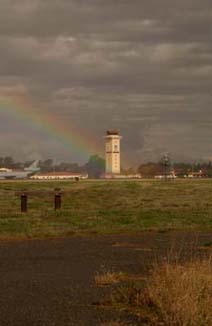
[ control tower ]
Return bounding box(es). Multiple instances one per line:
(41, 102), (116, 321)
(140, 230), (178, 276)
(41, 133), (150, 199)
(104, 130), (122, 174)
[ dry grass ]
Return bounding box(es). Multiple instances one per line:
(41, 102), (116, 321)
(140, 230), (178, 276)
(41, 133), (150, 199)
(95, 271), (127, 287)
(110, 257), (212, 326)
(147, 258), (212, 326)
(100, 323), (124, 326)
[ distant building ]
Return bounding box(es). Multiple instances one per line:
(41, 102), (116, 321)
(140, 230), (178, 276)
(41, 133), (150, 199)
(187, 170), (207, 178)
(30, 172), (88, 180)
(155, 170), (177, 179)
(154, 174), (177, 180)
(102, 173), (141, 179)
(104, 130), (122, 175)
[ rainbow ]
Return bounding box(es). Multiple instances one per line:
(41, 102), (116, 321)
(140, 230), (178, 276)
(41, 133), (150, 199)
(0, 95), (101, 161)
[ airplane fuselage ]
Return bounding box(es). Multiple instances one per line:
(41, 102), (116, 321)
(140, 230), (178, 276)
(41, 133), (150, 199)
(0, 171), (33, 179)
(0, 161), (40, 179)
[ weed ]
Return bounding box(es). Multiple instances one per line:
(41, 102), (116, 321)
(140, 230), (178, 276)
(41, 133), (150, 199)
(95, 271), (127, 287)
(110, 257), (212, 326)
(203, 241), (212, 247)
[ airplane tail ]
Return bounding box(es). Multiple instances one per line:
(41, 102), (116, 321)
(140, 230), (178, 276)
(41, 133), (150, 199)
(24, 160), (40, 172)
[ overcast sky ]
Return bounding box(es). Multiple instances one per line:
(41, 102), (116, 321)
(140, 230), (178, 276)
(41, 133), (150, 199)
(0, 0), (212, 166)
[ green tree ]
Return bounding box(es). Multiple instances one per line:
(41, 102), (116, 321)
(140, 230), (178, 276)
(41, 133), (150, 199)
(39, 159), (54, 172)
(56, 162), (80, 173)
(85, 155), (105, 178)
(3, 156), (14, 168)
(137, 163), (162, 177)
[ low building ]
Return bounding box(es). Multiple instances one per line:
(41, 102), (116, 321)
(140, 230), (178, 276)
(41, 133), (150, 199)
(154, 174), (177, 179)
(102, 173), (142, 179)
(30, 172), (88, 180)
(187, 170), (207, 178)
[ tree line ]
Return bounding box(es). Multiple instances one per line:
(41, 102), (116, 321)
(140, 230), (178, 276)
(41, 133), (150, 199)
(137, 161), (212, 177)
(1, 155), (212, 178)
(0, 155), (105, 178)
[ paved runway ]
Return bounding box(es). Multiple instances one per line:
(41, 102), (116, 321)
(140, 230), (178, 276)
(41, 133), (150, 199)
(0, 232), (211, 325)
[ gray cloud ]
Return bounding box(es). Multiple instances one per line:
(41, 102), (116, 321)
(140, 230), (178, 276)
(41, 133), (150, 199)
(0, 0), (212, 165)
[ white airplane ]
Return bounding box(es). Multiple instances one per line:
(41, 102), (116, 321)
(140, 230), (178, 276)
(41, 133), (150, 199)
(0, 160), (40, 179)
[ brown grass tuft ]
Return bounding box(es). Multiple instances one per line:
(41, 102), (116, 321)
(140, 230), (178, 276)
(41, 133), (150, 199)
(95, 271), (127, 287)
(110, 257), (212, 325)
(100, 323), (124, 326)
(147, 257), (212, 325)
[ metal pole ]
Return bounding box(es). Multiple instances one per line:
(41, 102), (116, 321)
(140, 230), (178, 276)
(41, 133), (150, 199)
(21, 193), (28, 213)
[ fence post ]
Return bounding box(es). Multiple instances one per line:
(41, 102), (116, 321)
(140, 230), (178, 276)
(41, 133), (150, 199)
(21, 192), (28, 213)
(54, 188), (62, 210)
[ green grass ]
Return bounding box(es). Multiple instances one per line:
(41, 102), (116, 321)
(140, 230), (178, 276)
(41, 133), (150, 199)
(0, 179), (212, 239)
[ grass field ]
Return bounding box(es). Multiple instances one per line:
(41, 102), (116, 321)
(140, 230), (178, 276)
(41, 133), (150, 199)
(0, 179), (212, 239)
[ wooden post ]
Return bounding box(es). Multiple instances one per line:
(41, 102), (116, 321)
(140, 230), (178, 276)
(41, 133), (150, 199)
(54, 189), (62, 210)
(15, 189), (64, 213)
(21, 192), (28, 213)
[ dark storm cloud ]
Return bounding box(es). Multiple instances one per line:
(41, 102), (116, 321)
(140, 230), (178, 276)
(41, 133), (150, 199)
(0, 0), (212, 164)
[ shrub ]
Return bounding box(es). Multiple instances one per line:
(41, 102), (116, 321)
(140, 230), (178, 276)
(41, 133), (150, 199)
(147, 258), (212, 325)
(110, 258), (212, 326)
